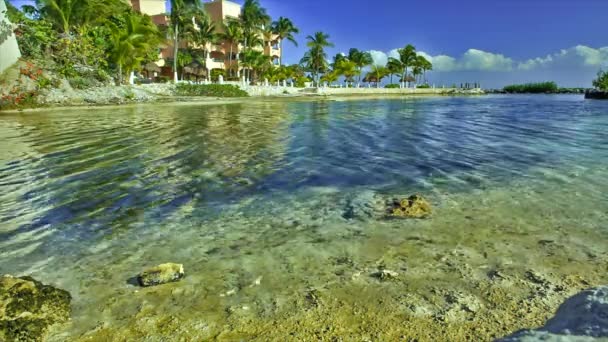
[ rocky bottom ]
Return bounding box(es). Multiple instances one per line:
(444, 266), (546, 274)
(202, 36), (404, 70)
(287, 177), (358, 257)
(2, 166), (605, 342)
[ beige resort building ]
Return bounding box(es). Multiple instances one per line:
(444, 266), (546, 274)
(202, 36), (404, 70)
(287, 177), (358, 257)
(129, 0), (282, 79)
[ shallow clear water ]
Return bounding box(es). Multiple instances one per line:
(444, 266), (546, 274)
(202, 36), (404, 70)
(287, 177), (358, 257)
(1, 95), (607, 340)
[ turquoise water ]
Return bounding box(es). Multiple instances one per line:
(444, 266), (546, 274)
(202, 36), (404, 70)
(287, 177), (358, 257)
(0, 95), (607, 340)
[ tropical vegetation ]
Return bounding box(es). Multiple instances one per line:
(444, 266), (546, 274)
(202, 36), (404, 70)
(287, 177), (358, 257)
(592, 70), (608, 91)
(503, 82), (559, 93)
(4, 0), (439, 94)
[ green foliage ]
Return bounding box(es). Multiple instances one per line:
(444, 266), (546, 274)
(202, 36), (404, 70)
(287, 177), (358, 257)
(6, 2), (56, 59)
(503, 82), (559, 93)
(241, 49), (271, 82)
(210, 69), (226, 82)
(294, 76), (310, 88)
(157, 76), (171, 83)
(592, 70), (608, 91)
(385, 84), (399, 89)
(300, 31), (333, 85)
(417, 84), (431, 89)
(107, 12), (162, 84)
(175, 84), (249, 97)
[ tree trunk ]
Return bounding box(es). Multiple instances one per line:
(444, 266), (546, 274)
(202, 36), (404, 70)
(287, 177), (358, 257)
(118, 64), (122, 85)
(279, 38), (283, 66)
(229, 44), (233, 77)
(173, 24), (179, 82)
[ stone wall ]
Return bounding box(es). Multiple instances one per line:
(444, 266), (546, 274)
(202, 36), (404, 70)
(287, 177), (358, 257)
(0, 0), (20, 74)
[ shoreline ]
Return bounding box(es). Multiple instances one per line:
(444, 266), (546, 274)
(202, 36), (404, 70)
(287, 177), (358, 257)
(0, 83), (485, 114)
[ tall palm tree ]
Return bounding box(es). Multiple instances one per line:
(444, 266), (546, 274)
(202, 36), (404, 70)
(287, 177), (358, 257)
(169, 0), (201, 82)
(387, 57), (402, 85)
(186, 12), (217, 76)
(396, 44), (417, 88)
(241, 0), (270, 47)
(347, 48), (373, 85)
(242, 49), (270, 82)
(240, 30), (264, 80)
(219, 19), (243, 78)
(271, 17), (299, 66)
(417, 55), (433, 84)
(108, 12), (162, 84)
(303, 31), (333, 86)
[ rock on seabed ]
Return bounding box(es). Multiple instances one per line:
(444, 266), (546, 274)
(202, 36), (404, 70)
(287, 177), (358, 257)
(0, 275), (71, 342)
(388, 194), (432, 219)
(137, 263), (185, 287)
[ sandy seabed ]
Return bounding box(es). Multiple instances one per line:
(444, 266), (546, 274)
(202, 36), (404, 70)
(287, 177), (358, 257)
(35, 162), (608, 342)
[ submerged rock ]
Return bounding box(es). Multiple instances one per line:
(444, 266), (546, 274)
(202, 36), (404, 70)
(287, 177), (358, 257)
(0, 275), (71, 342)
(497, 286), (608, 341)
(137, 263), (185, 287)
(388, 194), (432, 219)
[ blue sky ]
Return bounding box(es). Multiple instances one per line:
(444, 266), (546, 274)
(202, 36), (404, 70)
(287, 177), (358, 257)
(261, 0), (608, 88)
(9, 0), (608, 87)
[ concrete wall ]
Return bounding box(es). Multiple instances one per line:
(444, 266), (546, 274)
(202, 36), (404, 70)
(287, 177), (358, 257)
(0, 0), (21, 74)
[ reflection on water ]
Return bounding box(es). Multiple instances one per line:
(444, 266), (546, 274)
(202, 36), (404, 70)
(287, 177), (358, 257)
(0, 95), (607, 340)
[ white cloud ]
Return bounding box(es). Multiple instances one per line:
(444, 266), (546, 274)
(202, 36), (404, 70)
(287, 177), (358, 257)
(369, 50), (388, 67)
(518, 45), (608, 70)
(460, 49), (514, 71)
(370, 45), (608, 73)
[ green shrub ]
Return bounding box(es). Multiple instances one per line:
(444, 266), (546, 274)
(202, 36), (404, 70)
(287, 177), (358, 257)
(156, 76), (171, 83)
(295, 76), (311, 88)
(385, 84), (399, 89)
(175, 84), (249, 97)
(210, 69), (226, 82)
(503, 82), (559, 93)
(592, 70), (608, 91)
(124, 89), (136, 100)
(417, 84), (431, 89)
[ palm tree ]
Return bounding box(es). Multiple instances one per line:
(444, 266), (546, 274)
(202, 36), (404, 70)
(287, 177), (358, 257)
(303, 31), (333, 86)
(417, 55), (433, 84)
(169, 0), (201, 82)
(396, 44), (417, 88)
(108, 12), (162, 84)
(186, 12), (217, 77)
(412, 64), (423, 85)
(334, 59), (358, 87)
(35, 0), (127, 34)
(241, 0), (270, 47)
(348, 48), (372, 85)
(331, 53), (346, 69)
(271, 17), (299, 66)
(219, 19), (243, 78)
(242, 49), (270, 83)
(369, 65), (389, 88)
(240, 30), (264, 80)
(387, 57), (402, 85)
(320, 71), (339, 86)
